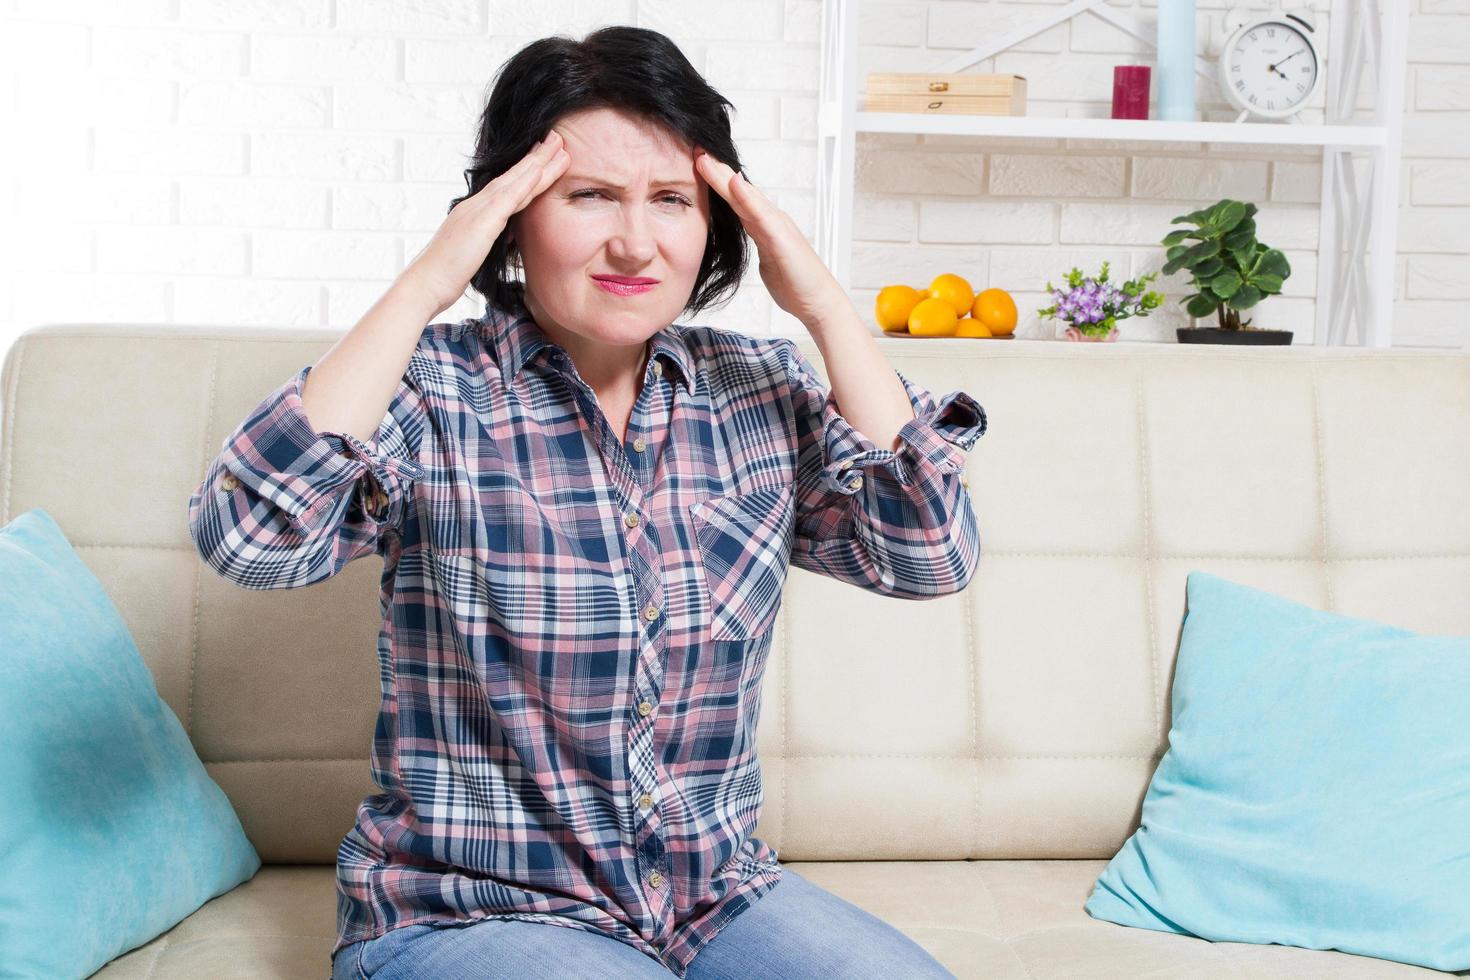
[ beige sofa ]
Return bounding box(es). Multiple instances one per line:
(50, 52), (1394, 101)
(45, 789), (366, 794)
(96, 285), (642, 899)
(3, 321), (1468, 979)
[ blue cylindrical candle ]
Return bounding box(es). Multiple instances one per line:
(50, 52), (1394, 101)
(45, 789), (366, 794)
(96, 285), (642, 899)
(1156, 0), (1197, 121)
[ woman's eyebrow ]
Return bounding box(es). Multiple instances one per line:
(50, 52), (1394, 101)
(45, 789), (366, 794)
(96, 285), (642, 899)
(563, 174), (697, 192)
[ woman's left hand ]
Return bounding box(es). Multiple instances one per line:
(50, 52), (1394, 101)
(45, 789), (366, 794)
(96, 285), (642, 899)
(694, 150), (848, 331)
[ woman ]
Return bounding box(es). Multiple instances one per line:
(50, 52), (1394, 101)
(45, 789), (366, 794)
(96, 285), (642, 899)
(187, 25), (983, 980)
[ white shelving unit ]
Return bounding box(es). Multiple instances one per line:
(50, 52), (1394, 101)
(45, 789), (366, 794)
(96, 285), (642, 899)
(815, 0), (1409, 346)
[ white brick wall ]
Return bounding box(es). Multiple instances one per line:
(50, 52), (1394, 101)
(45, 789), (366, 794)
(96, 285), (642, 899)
(0, 0), (1465, 352)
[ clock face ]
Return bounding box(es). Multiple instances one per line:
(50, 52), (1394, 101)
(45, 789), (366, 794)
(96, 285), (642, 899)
(1224, 20), (1319, 117)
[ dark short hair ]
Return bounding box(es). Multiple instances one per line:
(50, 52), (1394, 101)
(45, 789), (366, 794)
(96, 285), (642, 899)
(449, 26), (751, 319)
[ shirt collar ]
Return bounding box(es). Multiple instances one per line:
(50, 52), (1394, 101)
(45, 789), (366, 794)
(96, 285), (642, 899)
(484, 284), (694, 394)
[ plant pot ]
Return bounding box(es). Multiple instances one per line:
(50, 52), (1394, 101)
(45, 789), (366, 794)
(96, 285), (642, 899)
(1177, 327), (1293, 345)
(1063, 326), (1119, 342)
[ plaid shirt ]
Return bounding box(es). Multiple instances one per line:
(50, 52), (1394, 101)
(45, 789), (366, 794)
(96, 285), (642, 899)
(187, 286), (986, 977)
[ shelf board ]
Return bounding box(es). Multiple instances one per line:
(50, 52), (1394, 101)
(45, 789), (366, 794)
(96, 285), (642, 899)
(848, 111), (1388, 148)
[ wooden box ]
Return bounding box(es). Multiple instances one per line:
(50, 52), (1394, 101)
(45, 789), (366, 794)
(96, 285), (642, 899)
(864, 72), (1027, 116)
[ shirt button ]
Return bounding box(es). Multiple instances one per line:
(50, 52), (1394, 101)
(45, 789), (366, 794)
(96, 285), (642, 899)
(961, 474), (970, 488)
(648, 872), (664, 888)
(221, 474), (240, 491)
(638, 701), (653, 716)
(632, 437), (646, 452)
(639, 792), (653, 809)
(624, 512), (640, 528)
(848, 476), (863, 490)
(652, 361), (663, 377)
(644, 604), (659, 622)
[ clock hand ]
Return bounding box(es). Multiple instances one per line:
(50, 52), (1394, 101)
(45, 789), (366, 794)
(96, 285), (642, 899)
(1268, 49), (1303, 78)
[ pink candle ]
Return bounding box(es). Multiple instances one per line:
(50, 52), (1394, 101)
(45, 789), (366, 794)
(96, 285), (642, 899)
(1112, 65), (1151, 120)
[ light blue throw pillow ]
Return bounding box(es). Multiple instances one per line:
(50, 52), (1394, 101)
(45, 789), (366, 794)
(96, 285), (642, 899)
(0, 508), (261, 980)
(1085, 570), (1470, 972)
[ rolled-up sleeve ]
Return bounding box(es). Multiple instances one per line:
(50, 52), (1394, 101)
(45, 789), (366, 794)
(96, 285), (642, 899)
(781, 340), (985, 598)
(187, 362), (427, 590)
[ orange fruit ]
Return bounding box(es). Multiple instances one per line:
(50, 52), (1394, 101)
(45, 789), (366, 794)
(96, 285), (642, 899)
(928, 273), (974, 317)
(875, 284), (923, 332)
(955, 318), (993, 337)
(907, 297), (959, 336)
(971, 287), (1017, 335)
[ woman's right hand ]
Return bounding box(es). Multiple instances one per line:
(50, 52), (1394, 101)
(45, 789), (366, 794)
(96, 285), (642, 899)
(400, 129), (570, 318)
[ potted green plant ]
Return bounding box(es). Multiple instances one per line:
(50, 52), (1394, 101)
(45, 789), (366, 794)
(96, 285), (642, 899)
(1161, 199), (1293, 345)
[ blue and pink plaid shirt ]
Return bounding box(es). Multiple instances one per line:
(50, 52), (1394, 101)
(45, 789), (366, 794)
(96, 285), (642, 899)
(187, 285), (986, 977)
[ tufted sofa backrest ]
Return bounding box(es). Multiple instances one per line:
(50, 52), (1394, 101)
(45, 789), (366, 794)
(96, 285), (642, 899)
(3, 323), (1467, 863)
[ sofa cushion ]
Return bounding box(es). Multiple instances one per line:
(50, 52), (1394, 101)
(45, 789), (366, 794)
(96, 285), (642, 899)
(1085, 570), (1470, 972)
(0, 508), (262, 980)
(89, 861), (1464, 978)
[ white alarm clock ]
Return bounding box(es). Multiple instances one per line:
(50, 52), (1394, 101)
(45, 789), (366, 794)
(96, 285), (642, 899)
(1217, 7), (1324, 122)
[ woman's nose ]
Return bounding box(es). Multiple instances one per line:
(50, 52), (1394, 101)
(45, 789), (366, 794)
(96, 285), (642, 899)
(607, 210), (657, 263)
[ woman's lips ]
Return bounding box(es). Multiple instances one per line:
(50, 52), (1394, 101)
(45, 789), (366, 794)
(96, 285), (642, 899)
(592, 276), (657, 296)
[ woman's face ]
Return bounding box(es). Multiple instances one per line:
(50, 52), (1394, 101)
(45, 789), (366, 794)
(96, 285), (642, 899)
(509, 107), (712, 379)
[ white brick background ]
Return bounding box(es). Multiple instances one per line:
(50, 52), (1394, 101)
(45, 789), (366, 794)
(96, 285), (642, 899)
(0, 0), (1465, 353)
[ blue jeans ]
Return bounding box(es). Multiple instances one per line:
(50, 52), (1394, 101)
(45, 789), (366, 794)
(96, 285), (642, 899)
(330, 868), (955, 979)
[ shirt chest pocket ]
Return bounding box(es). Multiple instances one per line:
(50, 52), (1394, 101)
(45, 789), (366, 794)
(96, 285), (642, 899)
(689, 484), (796, 642)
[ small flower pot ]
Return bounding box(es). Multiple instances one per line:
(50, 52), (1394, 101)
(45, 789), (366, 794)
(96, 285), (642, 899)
(1177, 327), (1293, 345)
(1063, 326), (1119, 342)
